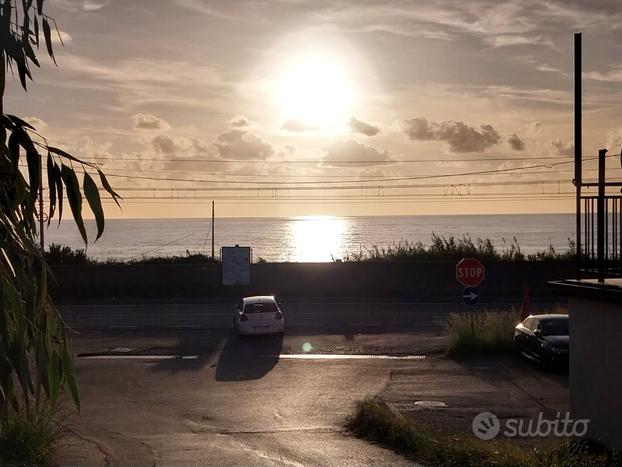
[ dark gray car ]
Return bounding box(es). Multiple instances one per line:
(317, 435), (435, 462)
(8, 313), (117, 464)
(513, 314), (569, 368)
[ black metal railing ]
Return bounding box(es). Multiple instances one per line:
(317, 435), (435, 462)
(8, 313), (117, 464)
(579, 195), (622, 279)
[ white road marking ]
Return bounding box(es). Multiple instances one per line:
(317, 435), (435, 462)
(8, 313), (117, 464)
(77, 353), (426, 361)
(78, 355), (200, 360)
(276, 354), (426, 360)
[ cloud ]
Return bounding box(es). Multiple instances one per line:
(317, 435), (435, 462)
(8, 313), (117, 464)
(349, 117), (380, 136)
(131, 113), (171, 130)
(551, 138), (574, 157)
(585, 67), (622, 83)
(605, 127), (622, 151)
(57, 54), (229, 112)
(508, 133), (525, 151)
(152, 135), (177, 155)
(229, 116), (249, 128)
(281, 119), (319, 132)
(51, 30), (72, 45)
(24, 116), (48, 130)
(528, 120), (543, 135)
(322, 140), (391, 166)
(52, 0), (111, 11)
(214, 129), (274, 160)
(403, 117), (501, 153)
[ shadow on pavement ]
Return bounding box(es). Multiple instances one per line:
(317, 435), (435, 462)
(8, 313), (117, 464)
(215, 331), (283, 381)
(147, 330), (227, 373)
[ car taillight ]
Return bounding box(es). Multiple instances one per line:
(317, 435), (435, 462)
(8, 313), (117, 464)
(240, 314), (248, 322)
(274, 312), (282, 320)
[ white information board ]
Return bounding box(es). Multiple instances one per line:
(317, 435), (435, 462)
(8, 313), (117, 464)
(222, 246), (251, 286)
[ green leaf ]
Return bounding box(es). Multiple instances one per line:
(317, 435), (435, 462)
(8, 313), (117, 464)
(8, 129), (21, 166)
(47, 153), (56, 224)
(34, 15), (39, 48)
(42, 17), (56, 65)
(54, 163), (63, 226)
(98, 169), (122, 208)
(25, 135), (41, 206)
(61, 164), (87, 245)
(61, 348), (80, 412)
(23, 37), (40, 67)
(7, 115), (36, 130)
(13, 173), (28, 207)
(48, 351), (61, 406)
(47, 146), (96, 168)
(83, 172), (105, 240)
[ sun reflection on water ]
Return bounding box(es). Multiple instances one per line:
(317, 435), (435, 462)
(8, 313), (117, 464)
(290, 216), (348, 262)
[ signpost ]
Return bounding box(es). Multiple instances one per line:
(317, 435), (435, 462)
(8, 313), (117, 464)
(461, 287), (479, 305)
(456, 258), (485, 306)
(222, 246), (251, 286)
(456, 258), (485, 287)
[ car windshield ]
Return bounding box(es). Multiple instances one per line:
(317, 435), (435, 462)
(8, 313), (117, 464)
(539, 318), (568, 336)
(244, 302), (277, 313)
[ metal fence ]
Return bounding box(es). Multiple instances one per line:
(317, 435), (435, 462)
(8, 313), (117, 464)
(579, 195), (622, 279)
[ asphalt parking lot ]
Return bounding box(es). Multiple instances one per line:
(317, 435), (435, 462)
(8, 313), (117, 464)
(55, 325), (568, 465)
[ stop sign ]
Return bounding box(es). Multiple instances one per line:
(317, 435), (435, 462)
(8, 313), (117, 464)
(456, 258), (485, 287)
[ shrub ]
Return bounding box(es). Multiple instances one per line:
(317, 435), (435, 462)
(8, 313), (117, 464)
(342, 235), (574, 262)
(45, 243), (94, 265)
(347, 399), (620, 467)
(0, 408), (59, 466)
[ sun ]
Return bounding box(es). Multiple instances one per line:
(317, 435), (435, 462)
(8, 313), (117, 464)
(273, 51), (355, 131)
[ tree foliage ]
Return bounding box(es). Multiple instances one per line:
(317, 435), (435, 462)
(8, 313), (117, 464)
(0, 0), (119, 421)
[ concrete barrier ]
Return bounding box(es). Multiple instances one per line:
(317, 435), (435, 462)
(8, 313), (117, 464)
(49, 260), (575, 302)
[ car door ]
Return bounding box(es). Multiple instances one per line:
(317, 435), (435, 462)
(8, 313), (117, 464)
(525, 318), (543, 359)
(515, 318), (533, 354)
(233, 300), (243, 328)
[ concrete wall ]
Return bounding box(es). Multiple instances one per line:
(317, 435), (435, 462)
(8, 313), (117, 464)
(568, 296), (622, 450)
(49, 260), (574, 301)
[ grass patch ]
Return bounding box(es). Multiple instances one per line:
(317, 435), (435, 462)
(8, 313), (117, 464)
(342, 234), (576, 262)
(0, 409), (59, 466)
(445, 308), (522, 356)
(46, 235), (577, 265)
(445, 307), (568, 356)
(347, 399), (620, 466)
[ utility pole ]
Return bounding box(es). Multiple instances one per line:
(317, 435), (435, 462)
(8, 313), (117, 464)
(211, 200), (215, 260)
(574, 32), (582, 279)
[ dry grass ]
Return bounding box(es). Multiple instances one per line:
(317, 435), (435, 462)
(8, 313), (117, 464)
(445, 308), (522, 356)
(347, 399), (620, 467)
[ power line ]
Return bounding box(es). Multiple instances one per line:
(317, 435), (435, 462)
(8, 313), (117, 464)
(81, 154), (580, 165)
(98, 158), (583, 186)
(98, 195), (576, 205)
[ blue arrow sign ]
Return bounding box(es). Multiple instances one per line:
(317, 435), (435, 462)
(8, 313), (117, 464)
(462, 287), (479, 305)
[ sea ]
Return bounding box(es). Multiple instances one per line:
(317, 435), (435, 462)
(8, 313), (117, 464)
(44, 214), (575, 263)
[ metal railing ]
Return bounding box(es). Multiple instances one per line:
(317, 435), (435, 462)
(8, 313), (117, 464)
(579, 195), (622, 279)
(576, 149), (622, 280)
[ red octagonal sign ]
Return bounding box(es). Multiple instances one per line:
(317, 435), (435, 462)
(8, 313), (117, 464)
(456, 258), (485, 287)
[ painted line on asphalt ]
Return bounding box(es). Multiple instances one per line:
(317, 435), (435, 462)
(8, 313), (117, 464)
(76, 353), (425, 361)
(77, 355), (200, 360)
(276, 354), (426, 360)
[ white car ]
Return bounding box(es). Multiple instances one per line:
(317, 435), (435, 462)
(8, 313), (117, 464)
(233, 296), (284, 336)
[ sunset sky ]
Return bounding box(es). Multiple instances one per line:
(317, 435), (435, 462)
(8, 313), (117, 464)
(6, 0), (622, 218)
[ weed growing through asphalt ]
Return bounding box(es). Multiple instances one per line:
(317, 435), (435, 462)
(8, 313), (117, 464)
(347, 399), (621, 467)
